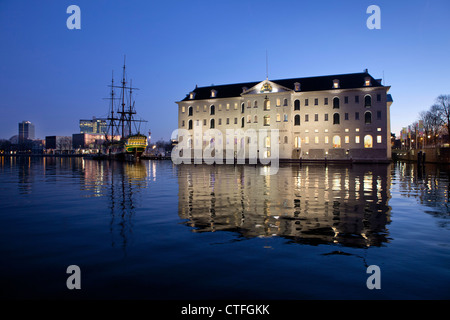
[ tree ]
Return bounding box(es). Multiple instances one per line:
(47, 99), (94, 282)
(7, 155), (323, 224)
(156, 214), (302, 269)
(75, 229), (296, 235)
(419, 105), (442, 146)
(433, 94), (450, 142)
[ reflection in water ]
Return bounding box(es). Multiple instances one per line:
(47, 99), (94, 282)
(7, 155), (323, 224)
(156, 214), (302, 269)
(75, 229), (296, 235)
(178, 164), (393, 248)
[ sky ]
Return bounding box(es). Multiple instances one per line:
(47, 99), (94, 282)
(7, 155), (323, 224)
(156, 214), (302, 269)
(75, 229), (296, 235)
(0, 0), (449, 141)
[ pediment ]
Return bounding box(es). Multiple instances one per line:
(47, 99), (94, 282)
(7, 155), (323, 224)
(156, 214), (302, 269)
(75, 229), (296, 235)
(241, 80), (292, 95)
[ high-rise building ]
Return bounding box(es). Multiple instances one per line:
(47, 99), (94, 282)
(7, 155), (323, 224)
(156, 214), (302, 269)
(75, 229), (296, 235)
(18, 121), (35, 142)
(79, 117), (107, 134)
(176, 71), (393, 162)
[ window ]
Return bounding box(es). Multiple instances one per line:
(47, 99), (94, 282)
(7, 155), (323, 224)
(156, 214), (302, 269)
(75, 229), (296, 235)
(234, 103), (238, 110)
(294, 115), (301, 126)
(365, 111), (372, 124)
(211, 90), (217, 98)
(355, 136), (360, 144)
(324, 113), (329, 121)
(204, 105), (207, 112)
(276, 98), (281, 107)
(276, 113), (281, 122)
(305, 99), (309, 106)
(364, 135), (373, 148)
(377, 135), (382, 143)
(325, 136), (329, 144)
(284, 136), (288, 144)
(254, 115), (258, 123)
(294, 136), (301, 148)
(210, 105), (215, 115)
(218, 104), (222, 111)
(284, 114), (288, 122)
(364, 77), (371, 87)
(182, 120), (185, 127)
(355, 112), (360, 120)
(226, 104), (230, 111)
(188, 120), (193, 130)
(283, 98), (288, 106)
(333, 136), (341, 148)
(333, 97), (340, 109)
(247, 115), (251, 123)
(203, 119), (207, 126)
(247, 100), (251, 108)
(355, 96), (359, 103)
(254, 100), (258, 108)
(333, 79), (340, 88)
(344, 96), (348, 104)
(333, 113), (340, 125)
(189, 92), (195, 99)
(377, 111), (382, 120)
(294, 82), (301, 91)
(210, 119), (215, 129)
(305, 114), (309, 122)
(241, 117), (245, 128)
(241, 103), (245, 113)
(313, 114), (318, 121)
(324, 97), (329, 105)
(377, 127), (382, 132)
(345, 113), (349, 120)
(364, 95), (372, 107)
(226, 118), (229, 125)
(196, 120), (199, 126)
(305, 137), (309, 144)
(218, 118), (222, 125)
(377, 94), (381, 101)
(264, 115), (270, 126)
(314, 98), (318, 106)
(234, 118), (237, 124)
(315, 136), (319, 144)
(181, 106), (185, 113)
(264, 99), (270, 110)
(265, 136), (271, 148)
(345, 136), (349, 144)
(294, 99), (300, 111)
(188, 106), (193, 116)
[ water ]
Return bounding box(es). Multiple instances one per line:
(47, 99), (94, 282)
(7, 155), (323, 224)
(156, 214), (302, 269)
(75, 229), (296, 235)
(0, 156), (449, 300)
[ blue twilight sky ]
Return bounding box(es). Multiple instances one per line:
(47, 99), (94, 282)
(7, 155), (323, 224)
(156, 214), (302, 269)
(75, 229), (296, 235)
(0, 0), (449, 141)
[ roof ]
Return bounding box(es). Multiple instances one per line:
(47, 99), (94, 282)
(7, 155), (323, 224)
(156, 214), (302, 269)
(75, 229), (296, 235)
(180, 72), (385, 102)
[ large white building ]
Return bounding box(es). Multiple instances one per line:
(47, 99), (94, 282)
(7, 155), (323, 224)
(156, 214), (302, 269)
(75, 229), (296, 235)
(176, 70), (393, 162)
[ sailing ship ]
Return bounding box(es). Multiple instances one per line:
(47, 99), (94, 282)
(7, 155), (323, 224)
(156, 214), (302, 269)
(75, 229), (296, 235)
(101, 58), (148, 160)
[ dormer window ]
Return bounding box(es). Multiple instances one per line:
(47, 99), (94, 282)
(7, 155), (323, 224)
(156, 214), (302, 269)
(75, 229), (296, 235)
(211, 89), (217, 98)
(189, 92), (196, 99)
(333, 79), (340, 89)
(242, 87), (248, 93)
(364, 77), (371, 87)
(294, 82), (301, 92)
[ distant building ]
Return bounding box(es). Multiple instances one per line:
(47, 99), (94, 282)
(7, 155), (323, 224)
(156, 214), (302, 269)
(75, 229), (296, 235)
(45, 136), (72, 154)
(79, 117), (107, 134)
(72, 133), (120, 153)
(18, 121), (35, 142)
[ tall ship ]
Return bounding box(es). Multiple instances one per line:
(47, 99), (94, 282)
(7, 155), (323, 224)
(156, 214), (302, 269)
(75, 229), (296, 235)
(102, 58), (148, 160)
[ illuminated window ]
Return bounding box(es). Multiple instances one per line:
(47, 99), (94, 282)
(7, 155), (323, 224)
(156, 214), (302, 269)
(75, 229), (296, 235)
(276, 98), (281, 106)
(247, 115), (251, 123)
(226, 104), (230, 111)
(211, 90), (217, 98)
(264, 99), (270, 110)
(355, 136), (360, 143)
(181, 106), (185, 113)
(234, 103), (238, 110)
(333, 136), (341, 148)
(294, 82), (301, 91)
(355, 128), (360, 132)
(325, 136), (329, 144)
(265, 136), (271, 148)
(364, 135), (373, 148)
(345, 136), (349, 144)
(364, 77), (371, 87)
(377, 135), (382, 143)
(333, 79), (340, 89)
(276, 113), (281, 122)
(305, 137), (309, 144)
(377, 127), (382, 132)
(264, 115), (270, 126)
(294, 136), (301, 148)
(189, 92), (195, 99)
(218, 104), (222, 111)
(315, 136), (319, 144)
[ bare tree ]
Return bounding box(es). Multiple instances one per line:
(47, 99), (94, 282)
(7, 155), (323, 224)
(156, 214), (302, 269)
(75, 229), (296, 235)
(433, 94), (450, 142)
(419, 105), (442, 146)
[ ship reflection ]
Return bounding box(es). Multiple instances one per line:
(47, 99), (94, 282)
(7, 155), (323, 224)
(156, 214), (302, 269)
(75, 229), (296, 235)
(177, 164), (393, 248)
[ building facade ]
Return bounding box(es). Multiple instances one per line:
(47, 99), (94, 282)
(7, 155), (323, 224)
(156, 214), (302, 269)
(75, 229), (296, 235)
(79, 117), (107, 134)
(18, 121), (35, 142)
(176, 71), (393, 162)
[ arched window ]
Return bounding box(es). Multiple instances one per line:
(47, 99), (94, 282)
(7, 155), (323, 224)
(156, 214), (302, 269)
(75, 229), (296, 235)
(254, 100), (258, 107)
(364, 95), (372, 108)
(247, 115), (251, 123)
(333, 113), (340, 125)
(254, 115), (258, 123)
(283, 98), (288, 106)
(333, 97), (340, 109)
(241, 103), (245, 113)
(294, 114), (301, 126)
(333, 136), (341, 148)
(210, 119), (215, 129)
(294, 99), (300, 111)
(264, 99), (270, 110)
(364, 135), (373, 148)
(188, 106), (193, 116)
(210, 105), (215, 115)
(241, 117), (245, 128)
(188, 119), (193, 130)
(365, 111), (372, 124)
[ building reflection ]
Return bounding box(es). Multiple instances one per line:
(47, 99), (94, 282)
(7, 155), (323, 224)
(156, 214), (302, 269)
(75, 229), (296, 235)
(178, 164), (393, 248)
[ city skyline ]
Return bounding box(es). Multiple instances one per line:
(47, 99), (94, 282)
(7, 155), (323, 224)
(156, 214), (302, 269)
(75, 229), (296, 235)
(1, 0), (449, 141)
